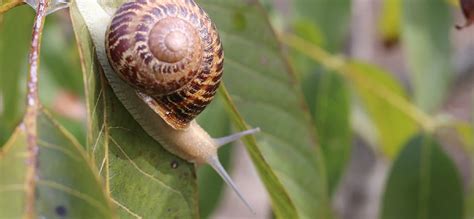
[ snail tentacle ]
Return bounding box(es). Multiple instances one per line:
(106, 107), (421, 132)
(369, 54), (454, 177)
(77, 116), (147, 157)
(214, 128), (261, 148)
(207, 155), (256, 214)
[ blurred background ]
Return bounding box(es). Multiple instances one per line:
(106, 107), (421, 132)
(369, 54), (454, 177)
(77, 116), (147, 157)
(1, 0), (473, 218)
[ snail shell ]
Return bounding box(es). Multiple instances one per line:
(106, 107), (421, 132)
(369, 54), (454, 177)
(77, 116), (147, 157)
(105, 0), (224, 129)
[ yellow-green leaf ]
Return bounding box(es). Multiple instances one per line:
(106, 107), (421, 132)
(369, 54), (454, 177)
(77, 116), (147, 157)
(0, 0), (23, 14)
(378, 0), (401, 44)
(349, 62), (418, 157)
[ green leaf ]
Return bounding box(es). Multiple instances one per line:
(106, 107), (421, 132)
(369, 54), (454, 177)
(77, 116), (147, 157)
(381, 134), (463, 219)
(467, 185), (474, 219)
(0, 5), (34, 145)
(0, 110), (115, 218)
(41, 14), (84, 96)
(313, 72), (351, 193)
(453, 122), (474, 150)
(466, 106), (474, 219)
(200, 0), (331, 217)
(293, 0), (351, 52)
(70, 2), (198, 218)
(349, 62), (418, 157)
(218, 86), (303, 219)
(402, 0), (452, 112)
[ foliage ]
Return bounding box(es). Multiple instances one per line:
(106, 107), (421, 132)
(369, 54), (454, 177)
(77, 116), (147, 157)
(0, 0), (472, 218)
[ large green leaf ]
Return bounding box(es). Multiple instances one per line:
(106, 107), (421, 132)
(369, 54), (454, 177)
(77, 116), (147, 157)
(70, 2), (198, 218)
(381, 134), (463, 219)
(0, 5), (34, 145)
(200, 0), (331, 218)
(0, 110), (115, 218)
(402, 0), (452, 112)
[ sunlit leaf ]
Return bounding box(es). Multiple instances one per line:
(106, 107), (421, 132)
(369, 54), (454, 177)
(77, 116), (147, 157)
(381, 134), (463, 219)
(0, 110), (115, 218)
(349, 62), (418, 157)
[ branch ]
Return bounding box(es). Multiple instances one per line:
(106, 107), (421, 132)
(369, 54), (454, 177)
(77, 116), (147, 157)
(23, 0), (48, 217)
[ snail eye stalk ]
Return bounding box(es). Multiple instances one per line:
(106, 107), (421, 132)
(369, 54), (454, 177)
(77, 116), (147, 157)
(214, 128), (261, 148)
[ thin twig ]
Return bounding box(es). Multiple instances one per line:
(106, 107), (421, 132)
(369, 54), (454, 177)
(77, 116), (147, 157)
(23, 0), (48, 217)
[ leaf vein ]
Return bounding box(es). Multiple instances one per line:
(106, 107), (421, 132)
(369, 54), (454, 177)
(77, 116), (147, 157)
(38, 140), (81, 161)
(111, 198), (143, 219)
(108, 137), (180, 194)
(0, 184), (25, 193)
(37, 180), (109, 216)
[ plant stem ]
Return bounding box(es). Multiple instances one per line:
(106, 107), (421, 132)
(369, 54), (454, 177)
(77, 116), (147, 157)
(24, 0), (47, 217)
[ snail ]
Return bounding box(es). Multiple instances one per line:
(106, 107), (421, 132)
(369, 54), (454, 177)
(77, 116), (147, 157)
(76, 0), (258, 212)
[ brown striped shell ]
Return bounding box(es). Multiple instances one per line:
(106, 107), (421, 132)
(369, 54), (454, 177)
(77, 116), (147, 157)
(105, 0), (224, 130)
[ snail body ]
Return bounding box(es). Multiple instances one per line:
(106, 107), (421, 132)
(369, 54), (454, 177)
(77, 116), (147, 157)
(76, 0), (258, 211)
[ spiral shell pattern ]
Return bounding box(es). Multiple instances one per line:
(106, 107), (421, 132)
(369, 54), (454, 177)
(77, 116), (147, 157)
(105, 0), (224, 129)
